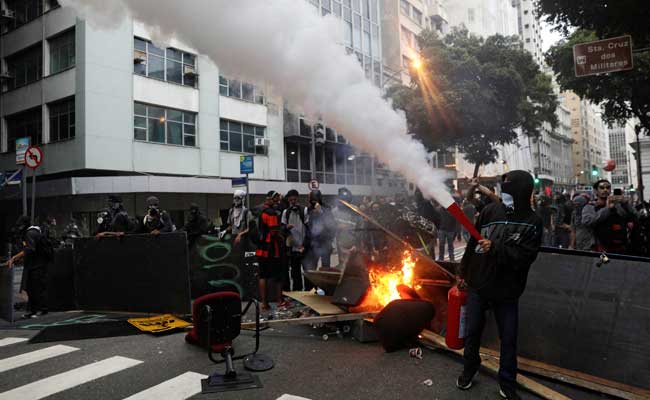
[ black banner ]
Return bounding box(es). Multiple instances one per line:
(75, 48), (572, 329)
(0, 266), (14, 323)
(188, 234), (258, 301)
(47, 248), (75, 311)
(73, 233), (191, 314)
(481, 249), (650, 389)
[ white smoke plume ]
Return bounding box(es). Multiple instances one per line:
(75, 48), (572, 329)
(60, 0), (455, 207)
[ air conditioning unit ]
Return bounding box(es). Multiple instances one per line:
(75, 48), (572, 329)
(133, 50), (146, 65)
(254, 138), (269, 147)
(314, 126), (326, 144)
(1, 9), (16, 19)
(183, 65), (198, 76)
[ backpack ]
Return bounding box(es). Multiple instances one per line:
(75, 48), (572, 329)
(28, 226), (55, 262)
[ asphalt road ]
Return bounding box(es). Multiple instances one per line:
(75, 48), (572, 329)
(0, 320), (610, 400)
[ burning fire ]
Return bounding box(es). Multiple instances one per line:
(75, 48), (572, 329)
(353, 251), (417, 312)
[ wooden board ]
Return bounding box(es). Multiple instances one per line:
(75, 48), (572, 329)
(479, 348), (650, 400)
(241, 312), (376, 329)
(419, 330), (572, 400)
(283, 291), (346, 315)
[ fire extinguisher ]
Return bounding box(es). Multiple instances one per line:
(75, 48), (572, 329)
(446, 281), (468, 350)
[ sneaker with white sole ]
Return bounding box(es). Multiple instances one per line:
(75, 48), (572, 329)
(499, 385), (521, 400)
(456, 369), (477, 390)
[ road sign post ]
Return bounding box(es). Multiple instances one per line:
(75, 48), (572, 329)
(25, 146), (43, 224)
(240, 155), (254, 208)
(16, 137), (30, 217)
(573, 35), (633, 77)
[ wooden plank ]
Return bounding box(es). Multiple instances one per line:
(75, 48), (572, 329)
(283, 291), (346, 315)
(241, 312), (376, 329)
(419, 330), (572, 400)
(479, 348), (650, 400)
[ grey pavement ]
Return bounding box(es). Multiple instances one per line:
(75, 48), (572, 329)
(0, 322), (610, 400)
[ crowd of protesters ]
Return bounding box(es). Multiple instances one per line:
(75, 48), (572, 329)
(4, 176), (650, 314)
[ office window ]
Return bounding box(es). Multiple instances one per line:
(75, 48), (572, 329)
(369, 0), (378, 22)
(5, 107), (42, 153)
(400, 0), (410, 17)
(133, 38), (197, 87)
(353, 14), (362, 50)
(4, 0), (43, 31)
(5, 43), (43, 91)
(467, 8), (475, 22)
(49, 97), (75, 142)
(49, 29), (75, 74)
(220, 119), (266, 155)
(219, 76), (265, 105)
(333, 0), (342, 16)
(134, 102), (196, 147)
(412, 7), (423, 26)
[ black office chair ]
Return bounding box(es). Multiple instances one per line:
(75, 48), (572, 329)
(186, 291), (273, 393)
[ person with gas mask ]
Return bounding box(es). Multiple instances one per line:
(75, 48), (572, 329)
(180, 203), (209, 248)
(137, 196), (175, 235)
(456, 170), (543, 400)
(62, 217), (83, 248)
(95, 195), (133, 237)
(4, 216), (53, 318)
(280, 189), (308, 291)
(225, 190), (254, 246)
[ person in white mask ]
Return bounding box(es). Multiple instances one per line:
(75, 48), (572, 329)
(225, 190), (253, 246)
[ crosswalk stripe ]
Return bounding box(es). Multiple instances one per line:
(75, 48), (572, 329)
(276, 395), (312, 400)
(0, 356), (143, 400)
(0, 345), (79, 374)
(122, 371), (208, 400)
(0, 338), (28, 347)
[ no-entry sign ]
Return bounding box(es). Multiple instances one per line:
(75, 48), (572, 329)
(24, 146), (43, 169)
(573, 35), (633, 77)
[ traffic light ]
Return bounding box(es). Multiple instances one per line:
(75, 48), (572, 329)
(534, 173), (540, 185)
(591, 164), (598, 177)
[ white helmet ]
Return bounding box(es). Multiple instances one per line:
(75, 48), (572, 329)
(233, 189), (246, 199)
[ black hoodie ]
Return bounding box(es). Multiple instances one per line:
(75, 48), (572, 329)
(460, 170), (543, 301)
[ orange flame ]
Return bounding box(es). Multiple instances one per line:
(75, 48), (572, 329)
(353, 251), (416, 312)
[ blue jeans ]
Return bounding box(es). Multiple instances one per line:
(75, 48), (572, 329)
(437, 230), (456, 261)
(463, 291), (519, 390)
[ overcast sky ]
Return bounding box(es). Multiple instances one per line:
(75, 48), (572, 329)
(540, 21), (566, 52)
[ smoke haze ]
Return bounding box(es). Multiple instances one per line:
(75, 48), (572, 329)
(60, 0), (455, 207)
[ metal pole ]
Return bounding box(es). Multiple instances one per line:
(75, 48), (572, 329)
(22, 166), (27, 216)
(31, 168), (36, 224)
(246, 173), (250, 209)
(635, 129), (645, 202)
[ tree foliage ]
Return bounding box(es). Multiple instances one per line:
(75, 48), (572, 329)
(540, 1), (650, 135)
(387, 29), (557, 173)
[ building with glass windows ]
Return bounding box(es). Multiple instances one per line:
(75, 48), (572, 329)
(0, 0), (404, 240)
(0, 2), (290, 237)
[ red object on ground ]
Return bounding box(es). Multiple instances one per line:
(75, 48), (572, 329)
(446, 202), (483, 241)
(446, 284), (468, 350)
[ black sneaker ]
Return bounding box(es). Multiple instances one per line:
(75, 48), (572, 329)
(499, 385), (521, 400)
(456, 369), (477, 390)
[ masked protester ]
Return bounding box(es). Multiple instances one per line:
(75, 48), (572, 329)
(582, 180), (637, 254)
(225, 190), (254, 246)
(95, 195), (132, 237)
(281, 190), (308, 291)
(254, 191), (284, 310)
(138, 196), (175, 235)
(5, 216), (52, 318)
(571, 194), (593, 250)
(181, 203), (209, 248)
(62, 217), (83, 248)
(457, 170), (543, 400)
(304, 190), (336, 275)
(331, 187), (359, 269)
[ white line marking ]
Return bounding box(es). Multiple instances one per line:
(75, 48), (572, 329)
(0, 345), (79, 373)
(276, 395), (312, 400)
(0, 338), (28, 347)
(0, 356), (143, 400)
(122, 371), (208, 400)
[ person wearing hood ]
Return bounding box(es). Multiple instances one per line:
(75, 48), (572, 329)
(5, 216), (52, 318)
(304, 190), (336, 274)
(331, 187), (359, 269)
(457, 170), (543, 400)
(570, 194), (593, 250)
(138, 196), (175, 235)
(225, 190), (254, 246)
(95, 195), (133, 237)
(180, 203), (209, 247)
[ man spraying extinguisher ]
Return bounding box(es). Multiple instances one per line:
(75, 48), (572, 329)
(456, 170), (543, 400)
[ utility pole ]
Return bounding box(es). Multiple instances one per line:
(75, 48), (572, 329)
(635, 125), (645, 202)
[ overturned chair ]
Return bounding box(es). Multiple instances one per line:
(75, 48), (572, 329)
(185, 291), (273, 393)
